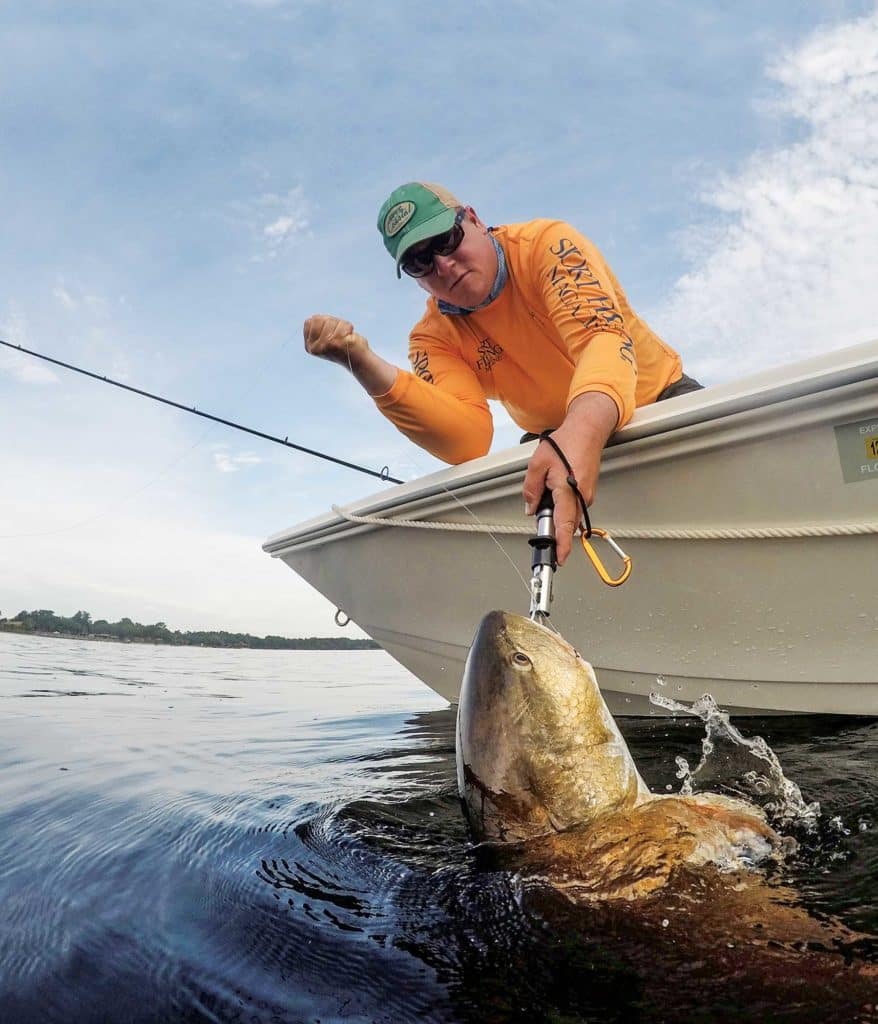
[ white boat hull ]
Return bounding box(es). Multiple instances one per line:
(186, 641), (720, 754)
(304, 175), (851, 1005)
(265, 341), (878, 716)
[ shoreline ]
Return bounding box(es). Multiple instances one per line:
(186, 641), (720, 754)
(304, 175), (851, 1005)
(0, 626), (379, 652)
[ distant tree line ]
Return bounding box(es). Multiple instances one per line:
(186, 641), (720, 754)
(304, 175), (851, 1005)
(0, 609), (379, 650)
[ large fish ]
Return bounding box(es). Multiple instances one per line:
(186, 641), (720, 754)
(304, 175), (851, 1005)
(456, 610), (786, 899)
(456, 611), (869, 931)
(455, 611), (877, 1011)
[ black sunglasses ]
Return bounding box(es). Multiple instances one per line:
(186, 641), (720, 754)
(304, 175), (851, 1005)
(401, 209), (466, 278)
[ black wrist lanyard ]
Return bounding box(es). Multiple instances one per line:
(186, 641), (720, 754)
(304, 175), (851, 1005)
(538, 431), (592, 539)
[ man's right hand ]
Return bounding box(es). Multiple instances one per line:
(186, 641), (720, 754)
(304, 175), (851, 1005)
(303, 314), (398, 396)
(303, 314), (370, 368)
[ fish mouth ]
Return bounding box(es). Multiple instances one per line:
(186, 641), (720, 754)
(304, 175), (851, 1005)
(476, 610), (579, 661)
(498, 611), (578, 652)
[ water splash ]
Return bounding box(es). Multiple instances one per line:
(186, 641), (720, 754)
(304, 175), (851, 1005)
(649, 691), (821, 833)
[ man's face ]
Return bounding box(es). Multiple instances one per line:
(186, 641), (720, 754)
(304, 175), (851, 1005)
(411, 208), (499, 308)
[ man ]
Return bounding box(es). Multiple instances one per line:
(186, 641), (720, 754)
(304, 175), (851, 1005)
(304, 182), (700, 566)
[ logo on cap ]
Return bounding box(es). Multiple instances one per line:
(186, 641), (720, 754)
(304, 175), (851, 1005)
(383, 201), (416, 237)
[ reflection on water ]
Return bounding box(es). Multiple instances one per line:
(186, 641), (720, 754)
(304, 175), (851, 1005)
(0, 634), (875, 1023)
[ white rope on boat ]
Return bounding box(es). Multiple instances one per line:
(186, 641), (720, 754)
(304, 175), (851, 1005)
(331, 505), (878, 541)
(332, 505), (526, 533)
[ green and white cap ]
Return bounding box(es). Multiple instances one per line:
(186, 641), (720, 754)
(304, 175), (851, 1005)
(377, 182), (462, 277)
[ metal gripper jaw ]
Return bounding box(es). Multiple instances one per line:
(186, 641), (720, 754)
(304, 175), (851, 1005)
(528, 489), (556, 620)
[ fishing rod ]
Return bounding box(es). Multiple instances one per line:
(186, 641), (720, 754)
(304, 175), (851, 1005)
(0, 338), (405, 484)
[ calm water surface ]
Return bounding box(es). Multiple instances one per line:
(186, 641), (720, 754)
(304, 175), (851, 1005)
(0, 634), (875, 1023)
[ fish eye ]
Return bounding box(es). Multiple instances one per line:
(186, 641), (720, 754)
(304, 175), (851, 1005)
(511, 652), (532, 668)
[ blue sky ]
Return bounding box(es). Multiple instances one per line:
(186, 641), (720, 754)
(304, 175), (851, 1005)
(2, 1), (877, 635)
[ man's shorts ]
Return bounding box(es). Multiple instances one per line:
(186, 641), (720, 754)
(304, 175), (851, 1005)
(654, 372), (704, 402)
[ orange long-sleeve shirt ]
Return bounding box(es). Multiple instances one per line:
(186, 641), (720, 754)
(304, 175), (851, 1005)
(373, 218), (682, 464)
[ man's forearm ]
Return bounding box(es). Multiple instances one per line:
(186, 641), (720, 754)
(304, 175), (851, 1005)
(562, 391), (619, 446)
(344, 341), (399, 396)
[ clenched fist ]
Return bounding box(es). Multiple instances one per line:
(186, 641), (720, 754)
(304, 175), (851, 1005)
(303, 314), (370, 368)
(302, 314), (397, 396)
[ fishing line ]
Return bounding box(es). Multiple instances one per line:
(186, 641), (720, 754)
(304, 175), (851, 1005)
(0, 338), (404, 484)
(431, 481), (533, 600)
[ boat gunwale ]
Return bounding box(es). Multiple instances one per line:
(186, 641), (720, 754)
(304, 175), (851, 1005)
(264, 345), (878, 556)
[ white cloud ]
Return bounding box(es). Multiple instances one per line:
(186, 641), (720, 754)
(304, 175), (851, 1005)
(52, 277), (112, 319)
(213, 450), (265, 473)
(654, 10), (878, 382)
(45, 278), (134, 384)
(264, 215), (301, 241)
(53, 280), (77, 311)
(0, 449), (355, 637)
(229, 185), (310, 260)
(0, 514), (349, 637)
(260, 187), (309, 252)
(0, 307), (58, 384)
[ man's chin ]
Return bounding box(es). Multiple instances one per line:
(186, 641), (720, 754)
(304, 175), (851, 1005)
(452, 275), (491, 307)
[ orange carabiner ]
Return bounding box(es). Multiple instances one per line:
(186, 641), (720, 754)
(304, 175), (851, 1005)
(579, 528), (632, 587)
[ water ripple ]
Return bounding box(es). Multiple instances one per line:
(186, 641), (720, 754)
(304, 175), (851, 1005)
(0, 636), (876, 1023)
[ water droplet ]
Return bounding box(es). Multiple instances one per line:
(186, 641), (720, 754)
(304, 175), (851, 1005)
(656, 674), (665, 687)
(661, 919), (669, 928)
